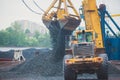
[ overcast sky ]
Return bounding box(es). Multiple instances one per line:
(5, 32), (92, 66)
(0, 0), (120, 30)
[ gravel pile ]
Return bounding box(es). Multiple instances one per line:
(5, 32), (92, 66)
(0, 50), (14, 59)
(108, 62), (120, 74)
(11, 49), (63, 76)
(0, 48), (120, 80)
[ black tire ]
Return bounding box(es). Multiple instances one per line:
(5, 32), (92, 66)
(63, 55), (77, 80)
(63, 54), (73, 71)
(97, 53), (108, 80)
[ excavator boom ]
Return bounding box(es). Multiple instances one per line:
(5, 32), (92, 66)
(82, 0), (104, 48)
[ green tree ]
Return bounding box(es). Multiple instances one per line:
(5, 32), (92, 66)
(34, 30), (40, 39)
(5, 22), (26, 46)
(38, 33), (51, 47)
(25, 28), (31, 36)
(25, 37), (39, 46)
(0, 21), (51, 47)
(0, 30), (9, 46)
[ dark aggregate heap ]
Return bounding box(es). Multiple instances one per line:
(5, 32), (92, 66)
(11, 49), (63, 76)
(0, 48), (120, 80)
(0, 48), (45, 61)
(0, 50), (14, 59)
(108, 62), (120, 74)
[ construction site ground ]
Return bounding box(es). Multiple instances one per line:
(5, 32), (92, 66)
(0, 48), (120, 80)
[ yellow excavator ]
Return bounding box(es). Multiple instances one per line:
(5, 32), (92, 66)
(63, 0), (108, 80)
(42, 0), (108, 80)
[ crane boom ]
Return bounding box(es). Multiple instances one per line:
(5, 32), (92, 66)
(82, 0), (104, 48)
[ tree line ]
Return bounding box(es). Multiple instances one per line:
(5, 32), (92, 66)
(0, 22), (51, 47)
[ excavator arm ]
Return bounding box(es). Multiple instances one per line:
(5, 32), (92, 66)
(82, 0), (104, 49)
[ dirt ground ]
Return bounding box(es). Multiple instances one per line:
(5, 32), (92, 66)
(0, 72), (120, 80)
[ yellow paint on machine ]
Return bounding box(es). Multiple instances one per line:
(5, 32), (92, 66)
(82, 0), (104, 48)
(65, 57), (103, 65)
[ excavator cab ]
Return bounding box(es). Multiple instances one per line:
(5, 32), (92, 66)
(77, 30), (93, 42)
(68, 30), (94, 57)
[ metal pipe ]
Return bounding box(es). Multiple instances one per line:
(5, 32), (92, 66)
(105, 21), (118, 38)
(105, 11), (120, 31)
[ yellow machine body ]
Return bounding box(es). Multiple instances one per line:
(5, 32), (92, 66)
(82, 0), (104, 48)
(65, 57), (103, 65)
(64, 0), (106, 72)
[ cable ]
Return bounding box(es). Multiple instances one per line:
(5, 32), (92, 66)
(33, 0), (45, 13)
(22, 0), (41, 15)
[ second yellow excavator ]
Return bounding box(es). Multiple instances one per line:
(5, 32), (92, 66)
(63, 0), (108, 80)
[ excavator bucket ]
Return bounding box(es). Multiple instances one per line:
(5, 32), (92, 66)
(42, 0), (81, 31)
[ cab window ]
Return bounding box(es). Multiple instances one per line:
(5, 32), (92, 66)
(77, 32), (92, 42)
